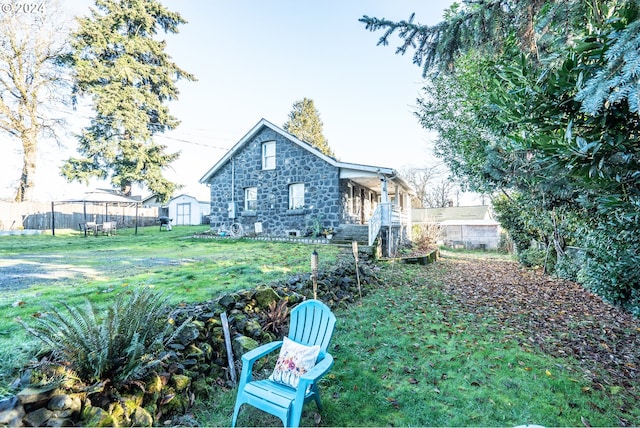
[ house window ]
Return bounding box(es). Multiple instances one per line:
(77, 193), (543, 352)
(262, 141), (276, 170)
(289, 183), (305, 209)
(244, 187), (257, 211)
(350, 184), (356, 215)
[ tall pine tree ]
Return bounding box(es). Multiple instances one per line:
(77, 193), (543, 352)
(62, 0), (195, 201)
(283, 98), (334, 157)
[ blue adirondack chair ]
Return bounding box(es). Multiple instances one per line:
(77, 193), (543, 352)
(231, 299), (337, 427)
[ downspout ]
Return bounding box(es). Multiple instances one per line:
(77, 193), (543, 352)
(231, 157), (235, 203)
(229, 157), (237, 220)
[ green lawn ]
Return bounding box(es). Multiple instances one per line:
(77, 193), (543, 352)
(0, 226), (342, 395)
(1, 229), (638, 426)
(200, 257), (640, 427)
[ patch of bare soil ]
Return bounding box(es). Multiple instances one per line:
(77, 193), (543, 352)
(435, 252), (640, 400)
(0, 253), (192, 292)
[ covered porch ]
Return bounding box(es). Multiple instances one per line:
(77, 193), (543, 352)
(338, 163), (414, 256)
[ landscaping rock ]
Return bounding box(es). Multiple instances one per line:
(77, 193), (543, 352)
(47, 394), (81, 414)
(122, 392), (144, 414)
(132, 406), (153, 427)
(176, 322), (200, 345)
(171, 375), (191, 392)
(23, 406), (54, 427)
(17, 385), (60, 405)
(146, 372), (164, 394)
(233, 335), (259, 357)
(81, 406), (113, 427)
(45, 416), (74, 427)
(0, 396), (24, 426)
(217, 294), (236, 310)
(254, 286), (279, 308)
(243, 318), (263, 338)
(108, 402), (127, 425)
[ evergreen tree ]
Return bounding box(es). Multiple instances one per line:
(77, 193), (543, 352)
(283, 98), (334, 157)
(362, 1), (640, 312)
(0, 1), (70, 201)
(62, 0), (195, 201)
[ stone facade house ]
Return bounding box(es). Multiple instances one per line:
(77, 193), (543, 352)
(199, 119), (414, 253)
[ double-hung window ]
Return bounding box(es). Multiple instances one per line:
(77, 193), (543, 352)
(289, 183), (305, 209)
(262, 141), (276, 170)
(244, 187), (257, 211)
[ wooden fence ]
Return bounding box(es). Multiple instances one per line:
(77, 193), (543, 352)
(0, 201), (159, 231)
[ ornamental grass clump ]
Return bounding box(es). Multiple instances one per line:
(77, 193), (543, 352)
(19, 287), (189, 387)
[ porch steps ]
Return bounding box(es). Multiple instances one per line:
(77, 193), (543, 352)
(332, 224), (369, 245)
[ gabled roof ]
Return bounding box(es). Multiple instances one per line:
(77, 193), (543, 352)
(168, 193), (197, 202)
(167, 193), (210, 205)
(198, 118), (414, 194)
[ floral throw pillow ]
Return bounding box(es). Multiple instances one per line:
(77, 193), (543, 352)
(269, 336), (320, 389)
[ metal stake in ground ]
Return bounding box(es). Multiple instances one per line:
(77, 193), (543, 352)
(352, 241), (362, 299)
(311, 250), (319, 300)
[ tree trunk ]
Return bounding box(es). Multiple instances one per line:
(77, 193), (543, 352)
(15, 131), (37, 202)
(121, 182), (132, 197)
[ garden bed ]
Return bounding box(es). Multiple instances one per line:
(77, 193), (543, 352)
(381, 247), (439, 265)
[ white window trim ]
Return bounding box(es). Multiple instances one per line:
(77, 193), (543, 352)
(289, 183), (305, 210)
(262, 141), (276, 170)
(244, 187), (257, 211)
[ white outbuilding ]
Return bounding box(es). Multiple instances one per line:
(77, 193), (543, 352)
(166, 194), (210, 226)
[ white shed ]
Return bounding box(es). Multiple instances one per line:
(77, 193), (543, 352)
(167, 194), (210, 226)
(413, 205), (501, 250)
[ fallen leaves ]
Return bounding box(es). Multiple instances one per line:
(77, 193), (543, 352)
(432, 254), (640, 396)
(386, 397), (400, 409)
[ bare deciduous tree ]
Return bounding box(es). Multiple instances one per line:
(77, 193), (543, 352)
(426, 178), (458, 208)
(400, 165), (436, 208)
(401, 163), (459, 208)
(0, 1), (71, 201)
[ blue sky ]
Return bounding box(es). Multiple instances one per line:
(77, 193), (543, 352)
(1, 0), (461, 202)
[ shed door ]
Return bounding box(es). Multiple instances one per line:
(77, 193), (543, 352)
(176, 203), (191, 225)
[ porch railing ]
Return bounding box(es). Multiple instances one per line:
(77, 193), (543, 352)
(369, 203), (411, 246)
(368, 204), (382, 246)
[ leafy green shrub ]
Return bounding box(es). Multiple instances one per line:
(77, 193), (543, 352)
(517, 248), (552, 270)
(554, 255), (582, 281)
(577, 221), (640, 315)
(493, 194), (540, 253)
(20, 287), (189, 386)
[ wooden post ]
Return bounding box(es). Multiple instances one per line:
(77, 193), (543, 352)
(311, 250), (319, 300)
(51, 202), (55, 236)
(352, 241), (362, 299)
(221, 312), (237, 385)
(83, 201), (88, 237)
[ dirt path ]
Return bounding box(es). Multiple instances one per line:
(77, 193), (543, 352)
(0, 252), (190, 292)
(432, 252), (640, 399)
